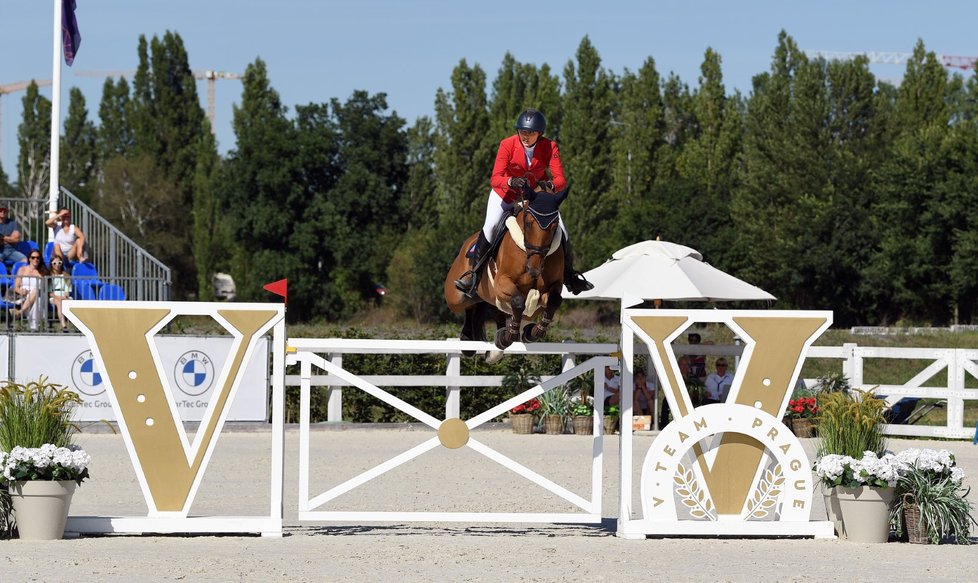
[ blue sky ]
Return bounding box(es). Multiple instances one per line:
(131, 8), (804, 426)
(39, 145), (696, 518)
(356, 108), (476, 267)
(2, 1), (977, 180)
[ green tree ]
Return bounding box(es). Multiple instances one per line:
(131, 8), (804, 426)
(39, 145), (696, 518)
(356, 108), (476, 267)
(868, 40), (956, 324)
(432, 59), (493, 232)
(945, 76), (978, 323)
(732, 32), (814, 310)
(16, 81), (51, 200)
(61, 87), (97, 203)
(560, 36), (616, 268)
(607, 57), (666, 255)
(487, 53), (562, 143)
(402, 116), (437, 230)
(95, 155), (185, 265)
(192, 129), (222, 300)
(97, 77), (135, 161)
(216, 58), (303, 314)
(675, 49), (742, 267)
(312, 91), (408, 317)
(129, 31), (213, 296)
(0, 163), (13, 197)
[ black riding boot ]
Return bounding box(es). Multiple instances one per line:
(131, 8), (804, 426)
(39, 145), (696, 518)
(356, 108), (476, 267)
(563, 238), (594, 295)
(455, 231), (491, 296)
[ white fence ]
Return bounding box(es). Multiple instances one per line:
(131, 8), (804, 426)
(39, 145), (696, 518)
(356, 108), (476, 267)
(286, 340), (978, 440)
(286, 339), (614, 523)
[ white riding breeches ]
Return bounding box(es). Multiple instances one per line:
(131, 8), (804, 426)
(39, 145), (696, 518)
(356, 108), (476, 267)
(482, 189), (569, 241)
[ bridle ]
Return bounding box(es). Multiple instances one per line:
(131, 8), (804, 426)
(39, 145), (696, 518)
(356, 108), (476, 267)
(517, 191), (559, 265)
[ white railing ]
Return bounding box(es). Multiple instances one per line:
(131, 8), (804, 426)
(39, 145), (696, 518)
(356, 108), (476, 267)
(286, 340), (978, 440)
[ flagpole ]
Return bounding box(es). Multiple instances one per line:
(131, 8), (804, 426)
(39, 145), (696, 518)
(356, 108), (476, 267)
(48, 0), (62, 215)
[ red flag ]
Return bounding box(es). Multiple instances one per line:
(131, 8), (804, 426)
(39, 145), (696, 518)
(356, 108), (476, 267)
(263, 278), (288, 304)
(62, 0), (81, 66)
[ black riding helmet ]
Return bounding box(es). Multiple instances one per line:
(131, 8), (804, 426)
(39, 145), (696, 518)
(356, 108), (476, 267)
(514, 109), (546, 134)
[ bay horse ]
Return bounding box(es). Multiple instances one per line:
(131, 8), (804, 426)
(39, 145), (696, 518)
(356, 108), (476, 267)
(444, 187), (569, 362)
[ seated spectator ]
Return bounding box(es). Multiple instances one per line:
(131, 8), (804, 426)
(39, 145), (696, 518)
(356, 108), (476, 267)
(633, 367), (657, 416)
(687, 332), (707, 382)
(48, 256), (72, 332)
(46, 208), (87, 263)
(705, 358), (735, 404)
(9, 250), (45, 331)
(0, 206), (27, 266)
(603, 365), (621, 407)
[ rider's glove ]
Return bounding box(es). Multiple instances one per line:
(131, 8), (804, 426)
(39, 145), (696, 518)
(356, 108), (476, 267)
(508, 176), (527, 191)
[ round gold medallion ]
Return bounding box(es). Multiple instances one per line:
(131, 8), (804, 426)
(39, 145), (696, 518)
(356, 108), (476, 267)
(437, 418), (469, 449)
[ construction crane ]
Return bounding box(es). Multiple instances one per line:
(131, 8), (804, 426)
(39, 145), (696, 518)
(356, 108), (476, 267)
(805, 50), (978, 71)
(74, 69), (242, 133)
(0, 79), (53, 164)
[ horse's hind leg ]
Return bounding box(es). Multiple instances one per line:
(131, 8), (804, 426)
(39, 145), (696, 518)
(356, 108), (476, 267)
(461, 304), (492, 357)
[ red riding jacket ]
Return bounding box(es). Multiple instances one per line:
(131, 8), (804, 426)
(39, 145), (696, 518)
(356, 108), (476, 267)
(490, 134), (567, 203)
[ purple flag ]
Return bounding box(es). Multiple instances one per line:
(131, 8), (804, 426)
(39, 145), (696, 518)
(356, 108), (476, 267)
(62, 0), (81, 66)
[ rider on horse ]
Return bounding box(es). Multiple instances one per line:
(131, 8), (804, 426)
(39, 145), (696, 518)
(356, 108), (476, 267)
(454, 109), (594, 297)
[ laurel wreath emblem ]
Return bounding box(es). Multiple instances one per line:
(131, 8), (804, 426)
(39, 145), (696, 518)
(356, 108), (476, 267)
(745, 463), (785, 519)
(674, 462), (716, 520)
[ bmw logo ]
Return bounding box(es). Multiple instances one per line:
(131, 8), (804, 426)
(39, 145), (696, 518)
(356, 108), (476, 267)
(70, 350), (105, 396)
(173, 351), (216, 396)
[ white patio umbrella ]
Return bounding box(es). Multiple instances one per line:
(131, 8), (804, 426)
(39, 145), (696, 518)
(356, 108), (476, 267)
(564, 240), (775, 307)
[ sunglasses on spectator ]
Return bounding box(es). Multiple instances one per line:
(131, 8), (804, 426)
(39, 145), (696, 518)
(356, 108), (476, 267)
(29, 255), (40, 260)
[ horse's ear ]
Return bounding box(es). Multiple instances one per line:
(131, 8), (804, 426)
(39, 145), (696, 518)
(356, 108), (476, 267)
(555, 186), (570, 205)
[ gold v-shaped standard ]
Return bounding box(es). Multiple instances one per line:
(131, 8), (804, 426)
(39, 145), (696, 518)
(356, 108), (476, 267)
(71, 307), (278, 514)
(633, 314), (828, 516)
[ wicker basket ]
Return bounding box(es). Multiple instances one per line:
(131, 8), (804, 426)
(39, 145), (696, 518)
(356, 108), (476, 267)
(902, 494), (930, 544)
(511, 414), (535, 435)
(572, 415), (594, 435)
(542, 415), (565, 435)
(790, 418), (815, 438)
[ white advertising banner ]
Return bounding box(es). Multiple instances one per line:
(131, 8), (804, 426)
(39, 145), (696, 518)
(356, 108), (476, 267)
(13, 334), (269, 422)
(0, 335), (9, 380)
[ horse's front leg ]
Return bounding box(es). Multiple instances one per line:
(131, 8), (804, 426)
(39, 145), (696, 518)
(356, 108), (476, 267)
(523, 285), (562, 343)
(494, 292), (525, 350)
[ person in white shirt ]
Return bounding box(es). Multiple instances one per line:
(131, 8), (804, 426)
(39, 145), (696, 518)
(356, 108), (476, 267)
(705, 358), (734, 404)
(46, 208), (88, 263)
(603, 366), (621, 407)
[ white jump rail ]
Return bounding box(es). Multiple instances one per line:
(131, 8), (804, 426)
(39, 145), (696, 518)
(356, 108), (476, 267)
(286, 338), (615, 524)
(287, 340), (978, 442)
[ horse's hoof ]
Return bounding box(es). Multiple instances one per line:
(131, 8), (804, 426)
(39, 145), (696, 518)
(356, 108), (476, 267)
(521, 323), (544, 343)
(494, 328), (512, 351)
(462, 350), (475, 358)
(485, 350), (504, 364)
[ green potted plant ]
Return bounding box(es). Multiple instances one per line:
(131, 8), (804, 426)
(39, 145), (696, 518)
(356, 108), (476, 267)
(603, 404), (620, 435)
(567, 370), (594, 435)
(813, 388), (890, 542)
(891, 448), (975, 544)
(0, 378), (90, 540)
(569, 400), (594, 435)
(537, 385), (571, 435)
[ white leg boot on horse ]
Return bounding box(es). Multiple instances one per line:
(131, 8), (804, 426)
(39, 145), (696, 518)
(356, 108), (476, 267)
(454, 231), (492, 297)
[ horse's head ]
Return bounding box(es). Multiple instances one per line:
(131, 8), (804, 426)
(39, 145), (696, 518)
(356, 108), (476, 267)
(518, 187), (569, 279)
